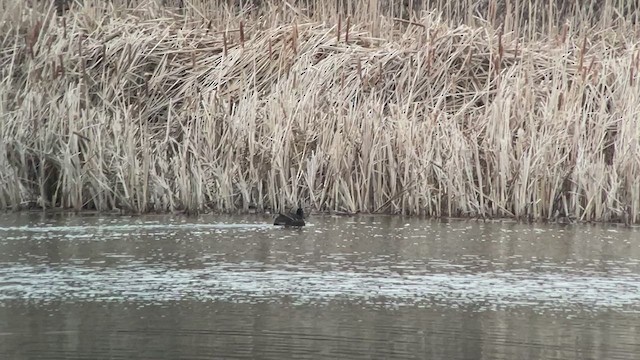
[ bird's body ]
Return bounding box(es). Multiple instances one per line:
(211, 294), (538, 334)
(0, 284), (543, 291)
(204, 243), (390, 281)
(274, 207), (305, 227)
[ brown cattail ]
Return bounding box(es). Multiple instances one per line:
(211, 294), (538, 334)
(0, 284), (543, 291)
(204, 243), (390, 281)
(292, 21), (298, 54)
(587, 57), (596, 75)
(27, 36), (34, 59)
(223, 32), (228, 57)
(337, 14), (341, 44)
(58, 54), (64, 77)
(579, 33), (588, 79)
(558, 92), (564, 110)
(497, 27), (503, 60)
(78, 35), (83, 58)
(345, 16), (350, 44)
(28, 20), (41, 58)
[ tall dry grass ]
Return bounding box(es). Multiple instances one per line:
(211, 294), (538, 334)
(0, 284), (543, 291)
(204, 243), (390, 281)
(0, 0), (639, 222)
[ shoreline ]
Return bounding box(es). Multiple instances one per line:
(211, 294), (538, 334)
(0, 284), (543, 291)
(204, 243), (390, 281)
(2, 207), (635, 228)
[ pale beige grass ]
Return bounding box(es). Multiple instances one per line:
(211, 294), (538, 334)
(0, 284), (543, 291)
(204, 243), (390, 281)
(0, 0), (639, 223)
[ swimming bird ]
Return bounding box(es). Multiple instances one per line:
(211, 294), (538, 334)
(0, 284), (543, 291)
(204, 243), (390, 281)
(273, 207), (305, 227)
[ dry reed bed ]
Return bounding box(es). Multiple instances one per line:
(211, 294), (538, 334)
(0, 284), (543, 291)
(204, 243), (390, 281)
(1, 1), (639, 222)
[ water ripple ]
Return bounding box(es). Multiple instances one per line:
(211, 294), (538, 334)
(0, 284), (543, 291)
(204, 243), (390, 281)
(1, 262), (638, 312)
(0, 223), (271, 233)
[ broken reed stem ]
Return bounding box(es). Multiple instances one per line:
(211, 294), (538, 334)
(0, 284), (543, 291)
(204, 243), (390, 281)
(393, 18), (426, 29)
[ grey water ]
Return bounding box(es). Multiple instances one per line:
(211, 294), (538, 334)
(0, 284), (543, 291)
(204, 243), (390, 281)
(0, 212), (639, 359)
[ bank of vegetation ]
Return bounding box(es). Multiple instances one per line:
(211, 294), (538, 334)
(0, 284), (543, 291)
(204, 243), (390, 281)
(0, 0), (639, 223)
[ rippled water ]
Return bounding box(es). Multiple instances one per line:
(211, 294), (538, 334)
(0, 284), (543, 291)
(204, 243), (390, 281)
(1, 212), (639, 359)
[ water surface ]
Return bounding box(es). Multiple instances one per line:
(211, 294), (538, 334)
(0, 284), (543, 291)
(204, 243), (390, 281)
(0, 213), (639, 359)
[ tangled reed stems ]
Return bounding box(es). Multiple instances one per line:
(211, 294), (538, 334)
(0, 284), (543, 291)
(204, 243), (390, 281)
(1, 0), (639, 223)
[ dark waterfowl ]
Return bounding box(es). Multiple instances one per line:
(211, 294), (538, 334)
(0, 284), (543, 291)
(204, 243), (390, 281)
(274, 207), (305, 226)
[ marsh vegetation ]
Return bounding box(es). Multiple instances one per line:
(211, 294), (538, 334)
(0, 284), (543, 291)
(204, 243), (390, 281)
(0, 0), (638, 222)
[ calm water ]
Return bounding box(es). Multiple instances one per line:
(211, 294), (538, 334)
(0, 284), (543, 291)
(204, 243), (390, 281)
(0, 213), (639, 359)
